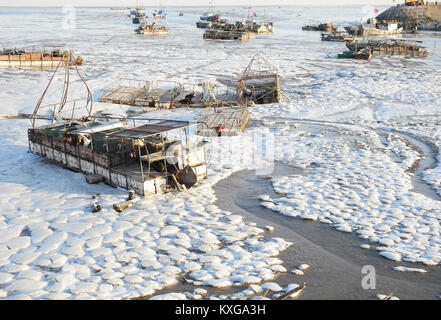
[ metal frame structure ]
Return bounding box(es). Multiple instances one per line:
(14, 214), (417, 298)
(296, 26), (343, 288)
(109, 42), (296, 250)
(31, 51), (92, 129)
(28, 116), (211, 196)
(99, 78), (231, 109)
(237, 54), (289, 104)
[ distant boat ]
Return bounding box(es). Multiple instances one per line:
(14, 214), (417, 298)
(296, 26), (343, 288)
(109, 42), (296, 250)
(179, 12), (184, 16)
(346, 19), (403, 36)
(321, 31), (353, 42)
(200, 12), (219, 22)
(0, 49), (83, 68)
(196, 12), (220, 28)
(153, 10), (167, 19)
(129, 8), (146, 23)
(136, 22), (169, 35)
(363, 23), (403, 36)
(131, 9), (147, 24)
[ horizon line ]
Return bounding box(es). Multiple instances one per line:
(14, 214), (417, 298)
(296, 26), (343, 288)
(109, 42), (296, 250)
(0, 4), (393, 8)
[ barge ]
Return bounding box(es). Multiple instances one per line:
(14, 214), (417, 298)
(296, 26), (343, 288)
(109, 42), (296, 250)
(0, 49), (83, 69)
(28, 117), (209, 196)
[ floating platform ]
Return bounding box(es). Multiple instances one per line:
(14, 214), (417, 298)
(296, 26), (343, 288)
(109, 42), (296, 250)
(99, 79), (239, 109)
(197, 107), (250, 136)
(0, 49), (82, 69)
(28, 119), (209, 196)
(302, 23), (337, 32)
(346, 39), (429, 57)
(321, 31), (354, 42)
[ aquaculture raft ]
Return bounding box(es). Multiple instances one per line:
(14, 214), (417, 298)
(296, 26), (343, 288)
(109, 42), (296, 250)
(0, 49), (83, 69)
(99, 79), (227, 109)
(28, 119), (210, 196)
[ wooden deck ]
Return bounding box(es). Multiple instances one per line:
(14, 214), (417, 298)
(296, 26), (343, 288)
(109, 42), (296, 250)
(100, 86), (144, 105)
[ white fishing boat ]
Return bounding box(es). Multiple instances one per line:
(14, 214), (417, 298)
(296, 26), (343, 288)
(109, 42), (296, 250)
(362, 19), (403, 36)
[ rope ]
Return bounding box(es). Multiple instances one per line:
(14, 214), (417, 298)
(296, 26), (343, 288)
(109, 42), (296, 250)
(31, 51), (93, 129)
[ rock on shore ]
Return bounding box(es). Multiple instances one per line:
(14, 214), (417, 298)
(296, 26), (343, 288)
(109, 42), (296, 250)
(376, 3), (441, 27)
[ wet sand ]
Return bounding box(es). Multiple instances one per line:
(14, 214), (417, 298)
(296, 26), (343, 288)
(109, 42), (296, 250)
(213, 164), (441, 300)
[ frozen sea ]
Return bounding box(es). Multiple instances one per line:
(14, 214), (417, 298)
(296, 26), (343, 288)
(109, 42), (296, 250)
(0, 6), (441, 300)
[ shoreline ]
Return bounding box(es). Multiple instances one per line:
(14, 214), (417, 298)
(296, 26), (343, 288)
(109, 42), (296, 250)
(213, 165), (441, 300)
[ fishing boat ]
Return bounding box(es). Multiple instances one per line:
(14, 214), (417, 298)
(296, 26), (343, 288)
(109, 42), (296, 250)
(246, 21), (274, 34)
(346, 39), (428, 57)
(346, 19), (403, 36)
(136, 22), (169, 35)
(196, 12), (220, 28)
(129, 8), (145, 19)
(128, 8), (137, 18)
(321, 31), (353, 42)
(153, 10), (167, 19)
(200, 12), (219, 22)
(196, 0), (220, 29)
(417, 22), (438, 30)
(207, 19), (229, 30)
(179, 12), (184, 16)
(338, 48), (372, 61)
(131, 9), (147, 24)
(363, 23), (403, 36)
(338, 51), (355, 59)
(354, 48), (373, 61)
(0, 49), (83, 68)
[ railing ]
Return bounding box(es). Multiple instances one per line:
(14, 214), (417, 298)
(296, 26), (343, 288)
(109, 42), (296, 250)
(31, 98), (93, 128)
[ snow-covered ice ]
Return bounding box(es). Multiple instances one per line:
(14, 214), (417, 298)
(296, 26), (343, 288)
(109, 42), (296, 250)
(1, 5), (441, 300)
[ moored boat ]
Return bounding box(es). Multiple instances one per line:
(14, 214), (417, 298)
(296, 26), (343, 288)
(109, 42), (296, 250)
(302, 23), (337, 32)
(346, 19), (403, 36)
(196, 11), (220, 28)
(0, 49), (83, 68)
(203, 29), (256, 41)
(321, 31), (353, 42)
(153, 10), (167, 19)
(136, 22), (169, 35)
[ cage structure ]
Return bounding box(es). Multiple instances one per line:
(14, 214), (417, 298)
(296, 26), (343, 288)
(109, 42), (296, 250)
(28, 117), (210, 196)
(196, 106), (250, 137)
(237, 55), (285, 104)
(216, 55), (289, 105)
(99, 78), (232, 109)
